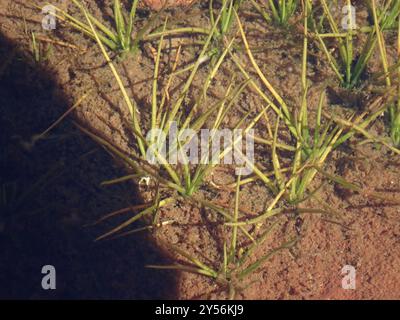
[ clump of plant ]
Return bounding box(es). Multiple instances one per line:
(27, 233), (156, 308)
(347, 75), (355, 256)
(49, 0), (210, 58)
(309, 0), (400, 89)
(203, 0), (244, 66)
(364, 0), (400, 147)
(389, 98), (400, 147)
(148, 176), (297, 299)
(69, 1), (259, 243)
(210, 0), (244, 37)
(49, 0), (145, 56)
(250, 0), (299, 27)
(388, 7), (400, 146)
(30, 32), (53, 63)
(231, 0), (400, 210)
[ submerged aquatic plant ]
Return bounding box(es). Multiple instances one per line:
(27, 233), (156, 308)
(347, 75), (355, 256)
(30, 32), (52, 63)
(50, 0), (144, 56)
(267, 0), (299, 26)
(389, 7), (400, 146)
(210, 0), (245, 37)
(38, 0), (400, 298)
(49, 0), (209, 58)
(390, 101), (400, 146)
(232, 1), (400, 207)
(70, 0), (260, 244)
(365, 0), (400, 147)
(148, 175), (297, 299)
(311, 0), (400, 89)
(250, 0), (299, 27)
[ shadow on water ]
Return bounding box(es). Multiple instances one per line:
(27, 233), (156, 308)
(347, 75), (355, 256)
(0, 33), (177, 299)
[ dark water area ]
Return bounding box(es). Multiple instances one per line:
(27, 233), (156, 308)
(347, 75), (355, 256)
(0, 33), (176, 299)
